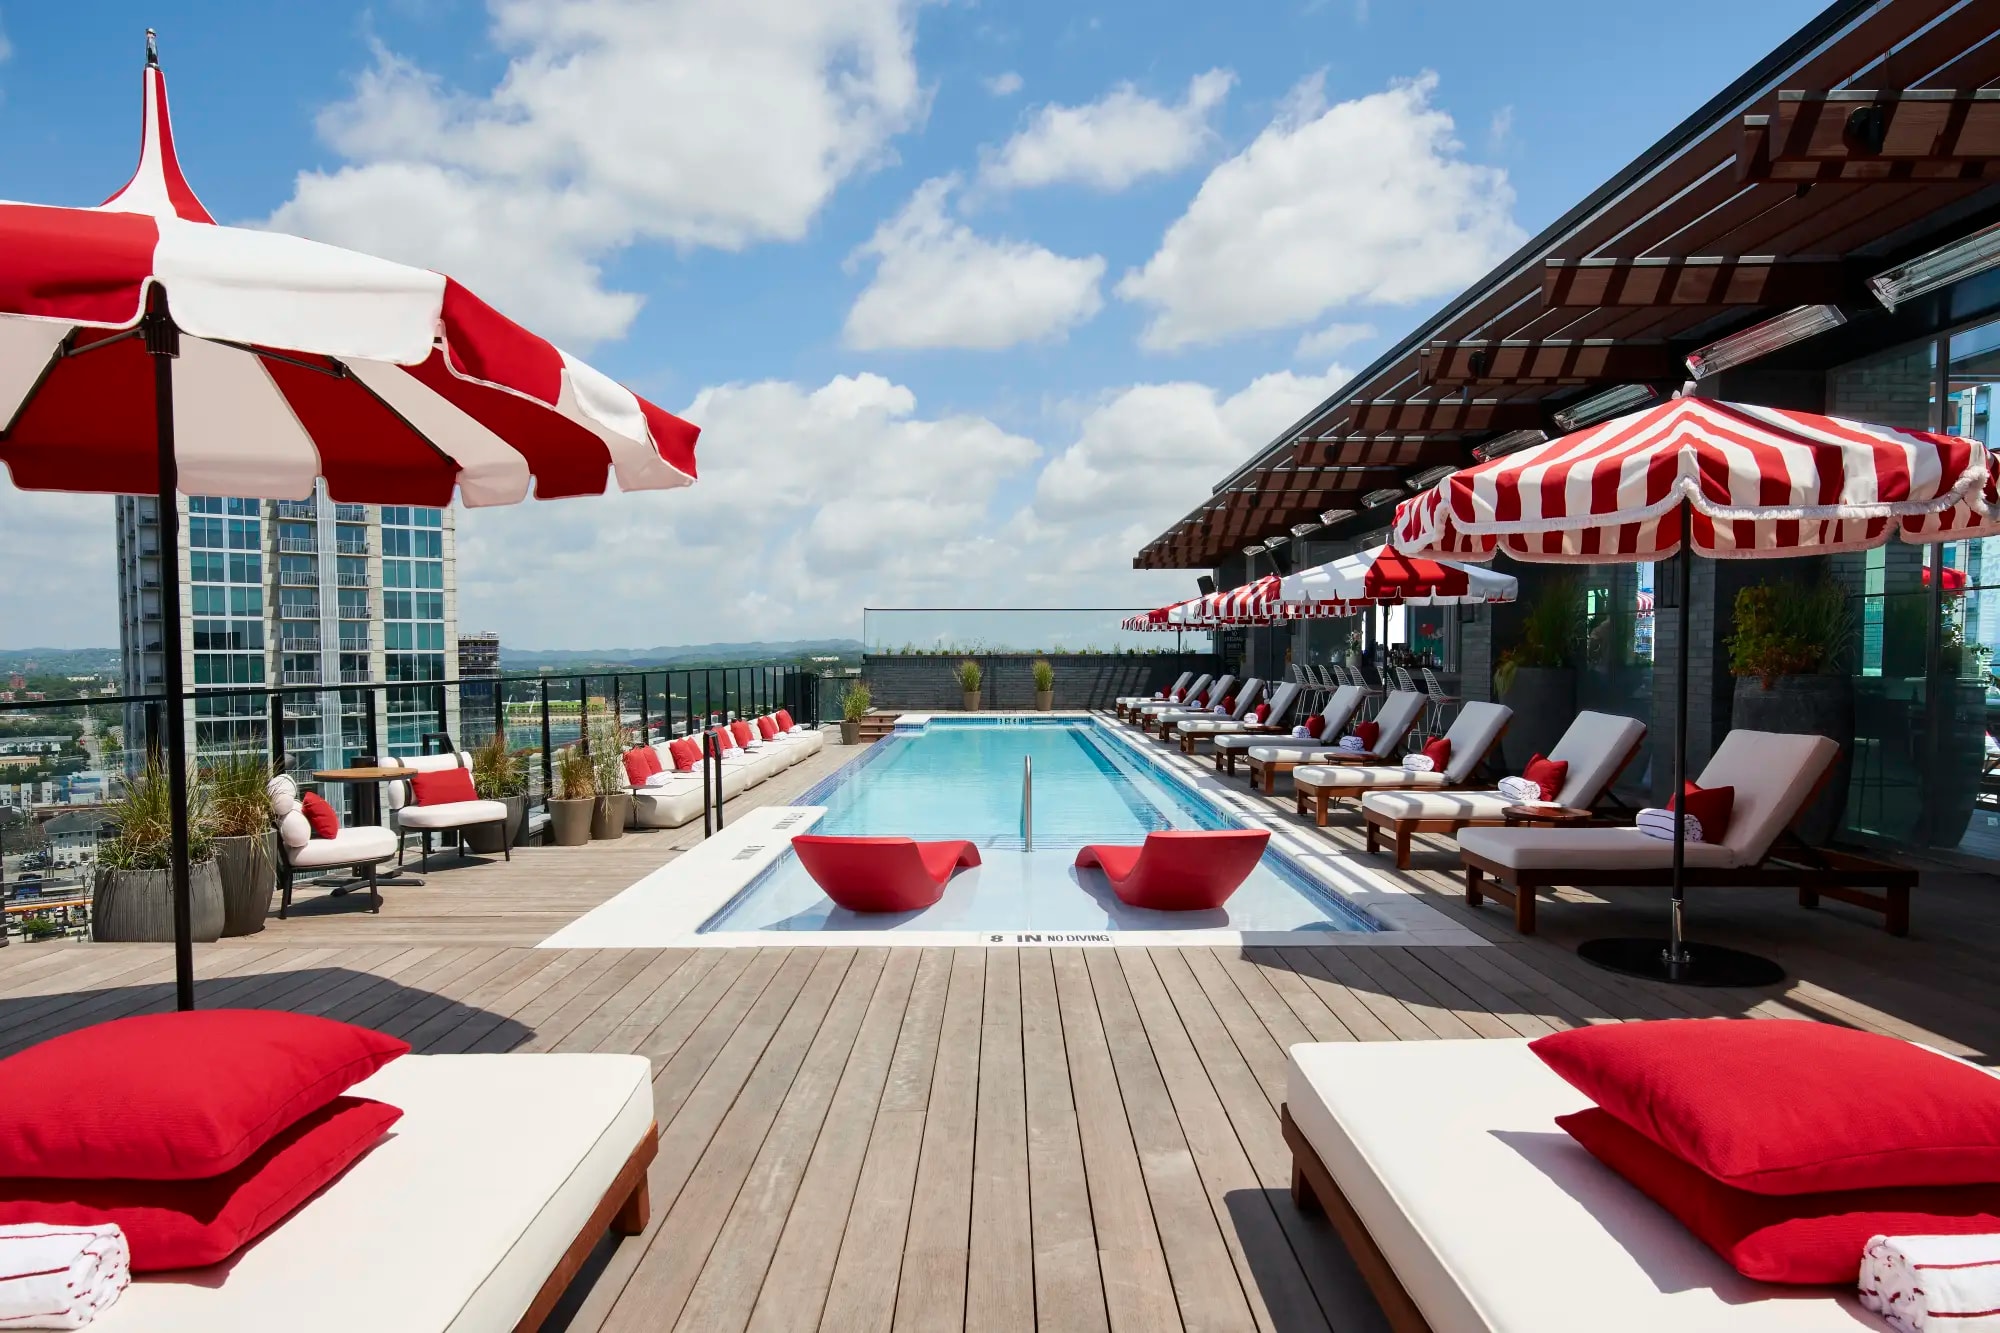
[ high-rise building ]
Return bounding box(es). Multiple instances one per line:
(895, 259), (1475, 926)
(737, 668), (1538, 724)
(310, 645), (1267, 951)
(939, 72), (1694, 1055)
(115, 484), (459, 772)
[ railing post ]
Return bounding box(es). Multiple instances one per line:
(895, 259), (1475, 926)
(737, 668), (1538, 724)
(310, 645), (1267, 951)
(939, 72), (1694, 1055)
(639, 671), (650, 742)
(578, 675), (590, 755)
(434, 682), (447, 742)
(268, 691), (285, 773)
(492, 674), (504, 750)
(539, 677), (553, 801)
(361, 690), (378, 762)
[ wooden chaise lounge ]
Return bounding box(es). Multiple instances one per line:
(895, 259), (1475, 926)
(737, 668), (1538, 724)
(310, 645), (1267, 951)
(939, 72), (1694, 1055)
(1245, 690), (1426, 794)
(1290, 702), (1511, 826)
(1211, 685), (1365, 777)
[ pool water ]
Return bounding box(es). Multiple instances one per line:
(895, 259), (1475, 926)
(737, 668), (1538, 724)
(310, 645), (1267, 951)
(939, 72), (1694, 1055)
(700, 717), (1378, 935)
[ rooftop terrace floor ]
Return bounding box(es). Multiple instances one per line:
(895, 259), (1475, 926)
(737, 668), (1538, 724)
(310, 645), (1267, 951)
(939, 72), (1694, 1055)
(1, 728), (1995, 1331)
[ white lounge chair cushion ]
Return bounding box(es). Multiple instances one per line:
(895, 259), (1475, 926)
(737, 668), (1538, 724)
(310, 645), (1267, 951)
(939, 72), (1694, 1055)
(283, 824), (398, 869)
(105, 1053), (653, 1333)
(630, 776), (710, 828)
(1362, 789), (1515, 823)
(382, 753), (476, 814)
(1544, 711), (1647, 808)
(1285, 1039), (1879, 1332)
(1219, 732), (1330, 754)
(1296, 764), (1452, 790)
(276, 809), (313, 851)
(397, 799), (511, 832)
(1457, 825), (1739, 870)
(1433, 701), (1511, 782)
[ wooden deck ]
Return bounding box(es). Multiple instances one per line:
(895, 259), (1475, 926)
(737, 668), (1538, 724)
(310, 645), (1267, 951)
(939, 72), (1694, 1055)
(2, 732), (1997, 1331)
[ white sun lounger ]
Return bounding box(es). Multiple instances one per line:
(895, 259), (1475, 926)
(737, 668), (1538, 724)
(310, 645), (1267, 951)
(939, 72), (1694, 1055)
(1116, 671), (1194, 717)
(1360, 711), (1647, 867)
(1289, 701), (1512, 825)
(106, 1053), (656, 1333)
(1284, 1039), (1888, 1333)
(1132, 673), (1215, 722)
(1211, 685), (1367, 776)
(1175, 680), (1303, 752)
(1162, 678), (1264, 740)
(1140, 674), (1239, 734)
(1245, 690), (1427, 793)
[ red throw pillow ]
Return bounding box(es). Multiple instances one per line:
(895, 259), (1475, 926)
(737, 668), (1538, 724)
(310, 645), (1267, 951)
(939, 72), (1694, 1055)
(1219, 695), (1236, 713)
(714, 726), (736, 751)
(775, 709), (794, 730)
(1559, 1107), (2000, 1285)
(1253, 703), (1270, 723)
(299, 790), (339, 839)
(731, 719), (755, 747)
(1522, 753), (1569, 802)
(0, 1098), (402, 1271)
(1531, 1020), (2000, 1194)
(1421, 737), (1451, 770)
(1304, 715), (1325, 738)
(1352, 721), (1380, 750)
(668, 738), (701, 772)
(1671, 781), (1735, 841)
(410, 767), (477, 807)
(0, 1010), (408, 1180)
(621, 748), (655, 789)
(757, 716), (780, 741)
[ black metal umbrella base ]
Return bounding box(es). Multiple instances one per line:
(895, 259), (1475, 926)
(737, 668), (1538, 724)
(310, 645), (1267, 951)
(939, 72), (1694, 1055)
(1578, 936), (1786, 988)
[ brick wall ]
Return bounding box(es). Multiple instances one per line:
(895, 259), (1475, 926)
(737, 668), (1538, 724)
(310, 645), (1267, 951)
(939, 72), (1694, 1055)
(862, 654), (1215, 711)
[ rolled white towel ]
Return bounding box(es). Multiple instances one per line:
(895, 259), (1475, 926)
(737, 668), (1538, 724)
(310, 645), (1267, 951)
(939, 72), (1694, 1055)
(1861, 1234), (2000, 1332)
(0, 1224), (130, 1329)
(1636, 807), (1704, 843)
(1402, 753), (1435, 772)
(1212, 704), (1228, 715)
(1496, 775), (1542, 804)
(1337, 735), (1365, 753)
(1291, 725), (1310, 738)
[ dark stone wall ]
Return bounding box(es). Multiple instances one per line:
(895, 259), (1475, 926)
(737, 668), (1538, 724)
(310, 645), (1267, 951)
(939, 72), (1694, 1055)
(862, 653), (1215, 711)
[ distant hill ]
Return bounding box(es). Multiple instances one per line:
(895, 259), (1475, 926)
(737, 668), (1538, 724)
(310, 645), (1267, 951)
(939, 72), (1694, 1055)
(500, 639), (862, 670)
(0, 648), (121, 676)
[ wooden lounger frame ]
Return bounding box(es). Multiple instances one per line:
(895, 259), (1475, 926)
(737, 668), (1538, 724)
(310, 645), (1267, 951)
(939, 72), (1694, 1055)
(1248, 747), (1397, 795)
(1179, 721), (1290, 755)
(1292, 727), (1508, 827)
(517, 1121), (659, 1332)
(1359, 733), (1645, 868)
(1282, 1106), (1434, 1333)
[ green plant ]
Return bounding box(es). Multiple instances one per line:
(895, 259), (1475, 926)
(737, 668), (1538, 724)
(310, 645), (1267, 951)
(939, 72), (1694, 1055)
(202, 751), (270, 840)
(589, 720), (628, 795)
(958, 659), (983, 693)
(19, 916), (60, 940)
(1031, 659), (1055, 692)
(556, 744), (597, 801)
(842, 683), (873, 722)
(1494, 577), (1587, 696)
(98, 757), (214, 871)
(1727, 581), (1854, 688)
(471, 730), (527, 799)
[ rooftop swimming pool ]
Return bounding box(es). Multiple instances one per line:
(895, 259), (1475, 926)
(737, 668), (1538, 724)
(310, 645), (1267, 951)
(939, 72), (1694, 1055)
(699, 716), (1379, 935)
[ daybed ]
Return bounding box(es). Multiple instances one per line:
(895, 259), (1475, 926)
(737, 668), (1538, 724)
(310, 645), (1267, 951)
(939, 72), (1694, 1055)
(1211, 685), (1365, 777)
(1116, 671), (1194, 720)
(1290, 701), (1511, 826)
(1129, 673), (1214, 725)
(1161, 678), (1264, 743)
(1175, 680), (1302, 753)
(1245, 690), (1426, 794)
(1139, 674), (1237, 735)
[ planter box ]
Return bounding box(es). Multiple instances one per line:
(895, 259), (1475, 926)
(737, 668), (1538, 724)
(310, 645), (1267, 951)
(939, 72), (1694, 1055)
(550, 799), (593, 847)
(464, 795), (526, 854)
(215, 832), (278, 937)
(94, 859), (224, 943)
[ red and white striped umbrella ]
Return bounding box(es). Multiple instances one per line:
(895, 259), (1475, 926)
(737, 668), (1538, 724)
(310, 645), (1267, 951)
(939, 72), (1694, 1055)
(1278, 543), (1515, 617)
(0, 54), (699, 505)
(1393, 396), (1998, 564)
(1172, 575), (1285, 627)
(1637, 590), (1656, 613)
(1122, 597), (1206, 631)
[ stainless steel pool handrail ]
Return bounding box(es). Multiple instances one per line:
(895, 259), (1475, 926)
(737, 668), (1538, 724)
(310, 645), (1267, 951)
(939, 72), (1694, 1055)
(1023, 754), (1032, 851)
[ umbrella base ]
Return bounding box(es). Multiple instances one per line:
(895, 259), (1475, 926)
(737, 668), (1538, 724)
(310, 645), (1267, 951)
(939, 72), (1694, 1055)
(1577, 936), (1785, 988)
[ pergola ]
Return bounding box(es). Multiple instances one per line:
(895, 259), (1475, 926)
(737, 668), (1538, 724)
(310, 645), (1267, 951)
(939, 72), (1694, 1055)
(1134, 0), (2000, 571)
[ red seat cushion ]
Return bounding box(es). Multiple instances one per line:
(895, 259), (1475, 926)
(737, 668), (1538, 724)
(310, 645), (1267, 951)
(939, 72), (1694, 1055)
(1421, 737), (1451, 770)
(410, 767), (477, 806)
(1303, 715), (1325, 738)
(1352, 721), (1380, 750)
(1531, 1020), (2000, 1194)
(667, 738), (701, 772)
(757, 716), (780, 741)
(0, 1097), (402, 1271)
(1522, 754), (1568, 802)
(0, 1010), (408, 1180)
(792, 836), (980, 913)
(1559, 1106), (2000, 1284)
(1075, 830), (1269, 911)
(1671, 780), (1735, 842)
(300, 790), (340, 839)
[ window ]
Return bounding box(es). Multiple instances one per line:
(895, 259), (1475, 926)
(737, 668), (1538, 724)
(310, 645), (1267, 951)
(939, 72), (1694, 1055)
(227, 518), (259, 550)
(188, 516), (224, 549)
(338, 589), (369, 619)
(229, 553), (261, 583)
(414, 529), (443, 559)
(382, 528), (412, 558)
(190, 551), (225, 583)
(382, 559), (411, 589)
(415, 560), (443, 590)
(384, 591), (412, 620)
(230, 586), (261, 617)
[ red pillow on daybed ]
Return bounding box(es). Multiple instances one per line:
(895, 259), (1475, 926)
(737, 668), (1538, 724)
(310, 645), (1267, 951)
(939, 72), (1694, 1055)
(1420, 737), (1451, 770)
(1253, 703), (1270, 723)
(757, 716), (780, 741)
(775, 709), (794, 730)
(410, 767), (477, 806)
(1352, 721), (1379, 750)
(1670, 780), (1734, 842)
(300, 790), (340, 839)
(668, 738), (702, 771)
(0, 1011), (408, 1180)
(1559, 1106), (2000, 1284)
(1219, 695), (1236, 713)
(622, 747), (661, 788)
(713, 726), (736, 751)
(1522, 754), (1568, 802)
(1303, 715), (1325, 738)
(1532, 1020), (2000, 1194)
(0, 1097), (402, 1271)
(731, 719), (755, 747)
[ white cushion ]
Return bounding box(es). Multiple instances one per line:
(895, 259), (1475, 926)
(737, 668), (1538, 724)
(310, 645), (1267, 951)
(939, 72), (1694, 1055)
(267, 775), (299, 819)
(1699, 729), (1838, 861)
(1296, 765), (1450, 790)
(1435, 701), (1511, 782)
(1456, 825), (1739, 871)
(283, 824), (398, 869)
(1544, 711), (1648, 808)
(1218, 732), (1326, 753)
(397, 799), (511, 832)
(104, 1053), (653, 1333)
(382, 753), (475, 813)
(1364, 691), (1428, 757)
(1247, 744), (1349, 764)
(277, 809), (312, 851)
(1285, 1039), (1879, 1332)
(1362, 789), (1515, 823)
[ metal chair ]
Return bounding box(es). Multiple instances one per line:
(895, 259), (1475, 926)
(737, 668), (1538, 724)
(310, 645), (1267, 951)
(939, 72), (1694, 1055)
(1420, 666), (1461, 739)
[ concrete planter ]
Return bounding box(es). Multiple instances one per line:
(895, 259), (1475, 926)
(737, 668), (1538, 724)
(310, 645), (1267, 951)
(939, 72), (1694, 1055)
(1035, 690), (1054, 712)
(591, 793), (631, 840)
(1731, 673), (1853, 845)
(464, 795), (525, 854)
(962, 691), (980, 712)
(549, 798), (593, 846)
(94, 859), (224, 943)
(1498, 667), (1576, 772)
(214, 831), (278, 937)
(840, 720), (861, 745)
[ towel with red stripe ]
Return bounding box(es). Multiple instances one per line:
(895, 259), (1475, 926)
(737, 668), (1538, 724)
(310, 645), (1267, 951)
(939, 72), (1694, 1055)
(0, 1224), (128, 1329)
(1863, 1234), (2000, 1332)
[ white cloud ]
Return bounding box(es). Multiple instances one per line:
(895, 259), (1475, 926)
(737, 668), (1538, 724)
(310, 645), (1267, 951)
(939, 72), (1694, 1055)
(843, 177), (1106, 350)
(979, 68), (1234, 193)
(1294, 321), (1375, 361)
(0, 486), (114, 649)
(1118, 71), (1522, 350)
(267, 0), (930, 346)
(982, 71), (1023, 96)
(1488, 104), (1514, 152)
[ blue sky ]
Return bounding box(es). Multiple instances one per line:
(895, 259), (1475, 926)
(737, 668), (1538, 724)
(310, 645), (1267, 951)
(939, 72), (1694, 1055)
(0, 0), (1826, 648)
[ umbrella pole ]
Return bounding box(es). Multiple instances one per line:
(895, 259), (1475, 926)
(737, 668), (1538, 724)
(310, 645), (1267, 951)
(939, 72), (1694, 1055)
(1667, 504), (1693, 973)
(145, 297), (196, 1010)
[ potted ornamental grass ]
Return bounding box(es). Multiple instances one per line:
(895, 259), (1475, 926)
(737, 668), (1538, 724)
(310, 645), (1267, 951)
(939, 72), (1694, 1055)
(958, 658), (982, 711)
(840, 684), (871, 745)
(465, 730), (528, 853)
(589, 721), (631, 840)
(94, 757), (224, 943)
(1032, 658), (1055, 712)
(1494, 578), (1585, 771)
(549, 744), (596, 847)
(204, 751), (277, 937)
(1728, 579), (1856, 843)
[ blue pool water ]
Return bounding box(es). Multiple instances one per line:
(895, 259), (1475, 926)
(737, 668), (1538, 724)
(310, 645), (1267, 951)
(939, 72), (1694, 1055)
(700, 717), (1378, 934)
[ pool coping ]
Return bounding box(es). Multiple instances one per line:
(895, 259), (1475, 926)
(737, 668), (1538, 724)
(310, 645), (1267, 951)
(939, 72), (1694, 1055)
(539, 713), (1486, 950)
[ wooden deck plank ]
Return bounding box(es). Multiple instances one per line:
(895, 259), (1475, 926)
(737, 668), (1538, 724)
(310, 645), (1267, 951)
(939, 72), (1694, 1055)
(891, 947), (986, 1333)
(1018, 948), (1110, 1333)
(967, 947), (1034, 1333)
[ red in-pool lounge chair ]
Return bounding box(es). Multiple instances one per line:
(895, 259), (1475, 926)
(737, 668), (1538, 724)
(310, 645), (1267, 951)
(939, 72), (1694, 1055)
(792, 834), (982, 913)
(1074, 829), (1270, 911)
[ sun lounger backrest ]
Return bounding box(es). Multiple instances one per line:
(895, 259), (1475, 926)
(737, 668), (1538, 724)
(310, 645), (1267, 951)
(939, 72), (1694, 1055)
(1229, 680), (1264, 718)
(1180, 674), (1213, 701)
(1698, 729), (1839, 862)
(1438, 702), (1511, 781)
(1321, 685), (1364, 732)
(1545, 712), (1647, 807)
(1368, 691), (1426, 757)
(1261, 681), (1301, 723)
(1167, 671), (1194, 695)
(1206, 675), (1237, 705)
